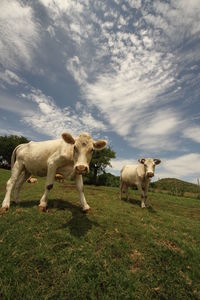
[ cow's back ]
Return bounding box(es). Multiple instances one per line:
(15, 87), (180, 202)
(121, 164), (139, 186)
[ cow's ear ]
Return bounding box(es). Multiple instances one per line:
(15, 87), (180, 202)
(93, 140), (107, 151)
(138, 158), (145, 164)
(154, 159), (161, 165)
(62, 132), (75, 144)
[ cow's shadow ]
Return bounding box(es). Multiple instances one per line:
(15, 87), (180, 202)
(121, 197), (157, 213)
(121, 197), (141, 207)
(18, 198), (99, 237)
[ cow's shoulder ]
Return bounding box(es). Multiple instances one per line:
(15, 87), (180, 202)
(136, 164), (146, 180)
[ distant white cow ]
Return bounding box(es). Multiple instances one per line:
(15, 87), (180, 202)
(0, 132), (107, 214)
(26, 176), (38, 183)
(120, 158), (161, 208)
(55, 173), (64, 183)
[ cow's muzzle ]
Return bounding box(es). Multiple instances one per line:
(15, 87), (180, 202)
(75, 165), (89, 174)
(147, 172), (154, 178)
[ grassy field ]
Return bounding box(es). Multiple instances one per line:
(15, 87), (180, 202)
(0, 169), (200, 300)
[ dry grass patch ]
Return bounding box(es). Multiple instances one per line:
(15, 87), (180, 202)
(156, 239), (184, 255)
(129, 250), (144, 273)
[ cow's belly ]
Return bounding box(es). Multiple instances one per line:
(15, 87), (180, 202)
(24, 163), (74, 178)
(24, 160), (48, 177)
(57, 164), (74, 178)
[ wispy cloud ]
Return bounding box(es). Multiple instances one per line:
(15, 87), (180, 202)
(157, 153), (200, 182)
(0, 0), (40, 70)
(0, 128), (25, 137)
(0, 69), (26, 88)
(43, 0), (199, 152)
(21, 88), (107, 138)
(107, 158), (137, 175)
(183, 126), (200, 144)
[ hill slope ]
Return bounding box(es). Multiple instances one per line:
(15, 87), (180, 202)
(152, 177), (200, 194)
(0, 169), (200, 299)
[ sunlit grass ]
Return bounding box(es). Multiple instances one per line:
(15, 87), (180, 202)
(0, 169), (200, 299)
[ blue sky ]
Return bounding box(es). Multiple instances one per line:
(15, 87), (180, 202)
(0, 0), (200, 182)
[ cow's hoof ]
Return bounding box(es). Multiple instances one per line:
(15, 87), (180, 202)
(141, 204), (146, 209)
(0, 207), (8, 215)
(38, 206), (47, 212)
(12, 200), (19, 206)
(82, 208), (91, 214)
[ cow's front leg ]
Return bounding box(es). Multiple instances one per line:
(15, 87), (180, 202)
(75, 174), (90, 212)
(39, 160), (57, 212)
(137, 184), (146, 208)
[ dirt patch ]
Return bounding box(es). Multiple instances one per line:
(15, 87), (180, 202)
(157, 239), (184, 255)
(15, 208), (24, 214)
(179, 271), (192, 286)
(62, 184), (76, 189)
(130, 250), (144, 273)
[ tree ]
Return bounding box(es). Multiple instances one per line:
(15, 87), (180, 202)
(0, 135), (29, 165)
(97, 172), (120, 187)
(84, 146), (116, 185)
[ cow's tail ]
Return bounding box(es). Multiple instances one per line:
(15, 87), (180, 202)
(11, 144), (24, 169)
(120, 166), (125, 190)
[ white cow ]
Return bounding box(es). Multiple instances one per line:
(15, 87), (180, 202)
(55, 173), (64, 183)
(120, 158), (161, 208)
(0, 132), (107, 214)
(26, 176), (38, 183)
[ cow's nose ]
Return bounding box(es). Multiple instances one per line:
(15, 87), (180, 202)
(147, 172), (154, 178)
(75, 165), (88, 174)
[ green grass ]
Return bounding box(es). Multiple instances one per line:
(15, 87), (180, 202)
(0, 169), (200, 299)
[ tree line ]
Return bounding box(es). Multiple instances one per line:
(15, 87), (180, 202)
(0, 135), (119, 187)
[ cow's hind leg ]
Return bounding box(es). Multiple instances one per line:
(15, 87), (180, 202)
(75, 174), (90, 212)
(1, 160), (24, 212)
(120, 180), (123, 200)
(120, 182), (129, 201)
(13, 170), (30, 204)
(125, 186), (129, 201)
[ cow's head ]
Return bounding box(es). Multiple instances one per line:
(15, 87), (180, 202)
(138, 158), (161, 178)
(62, 132), (107, 175)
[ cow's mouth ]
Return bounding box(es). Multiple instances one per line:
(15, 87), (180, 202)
(75, 165), (89, 175)
(75, 170), (88, 175)
(147, 173), (154, 178)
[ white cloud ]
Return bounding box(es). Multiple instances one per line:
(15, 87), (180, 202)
(0, 94), (34, 116)
(0, 128), (25, 137)
(157, 153), (200, 182)
(128, 0), (141, 9)
(127, 110), (181, 150)
(107, 158), (137, 175)
(50, 0), (199, 153)
(66, 56), (88, 85)
(183, 126), (200, 144)
(21, 89), (106, 138)
(143, 0), (200, 47)
(0, 70), (26, 86)
(0, 0), (40, 69)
